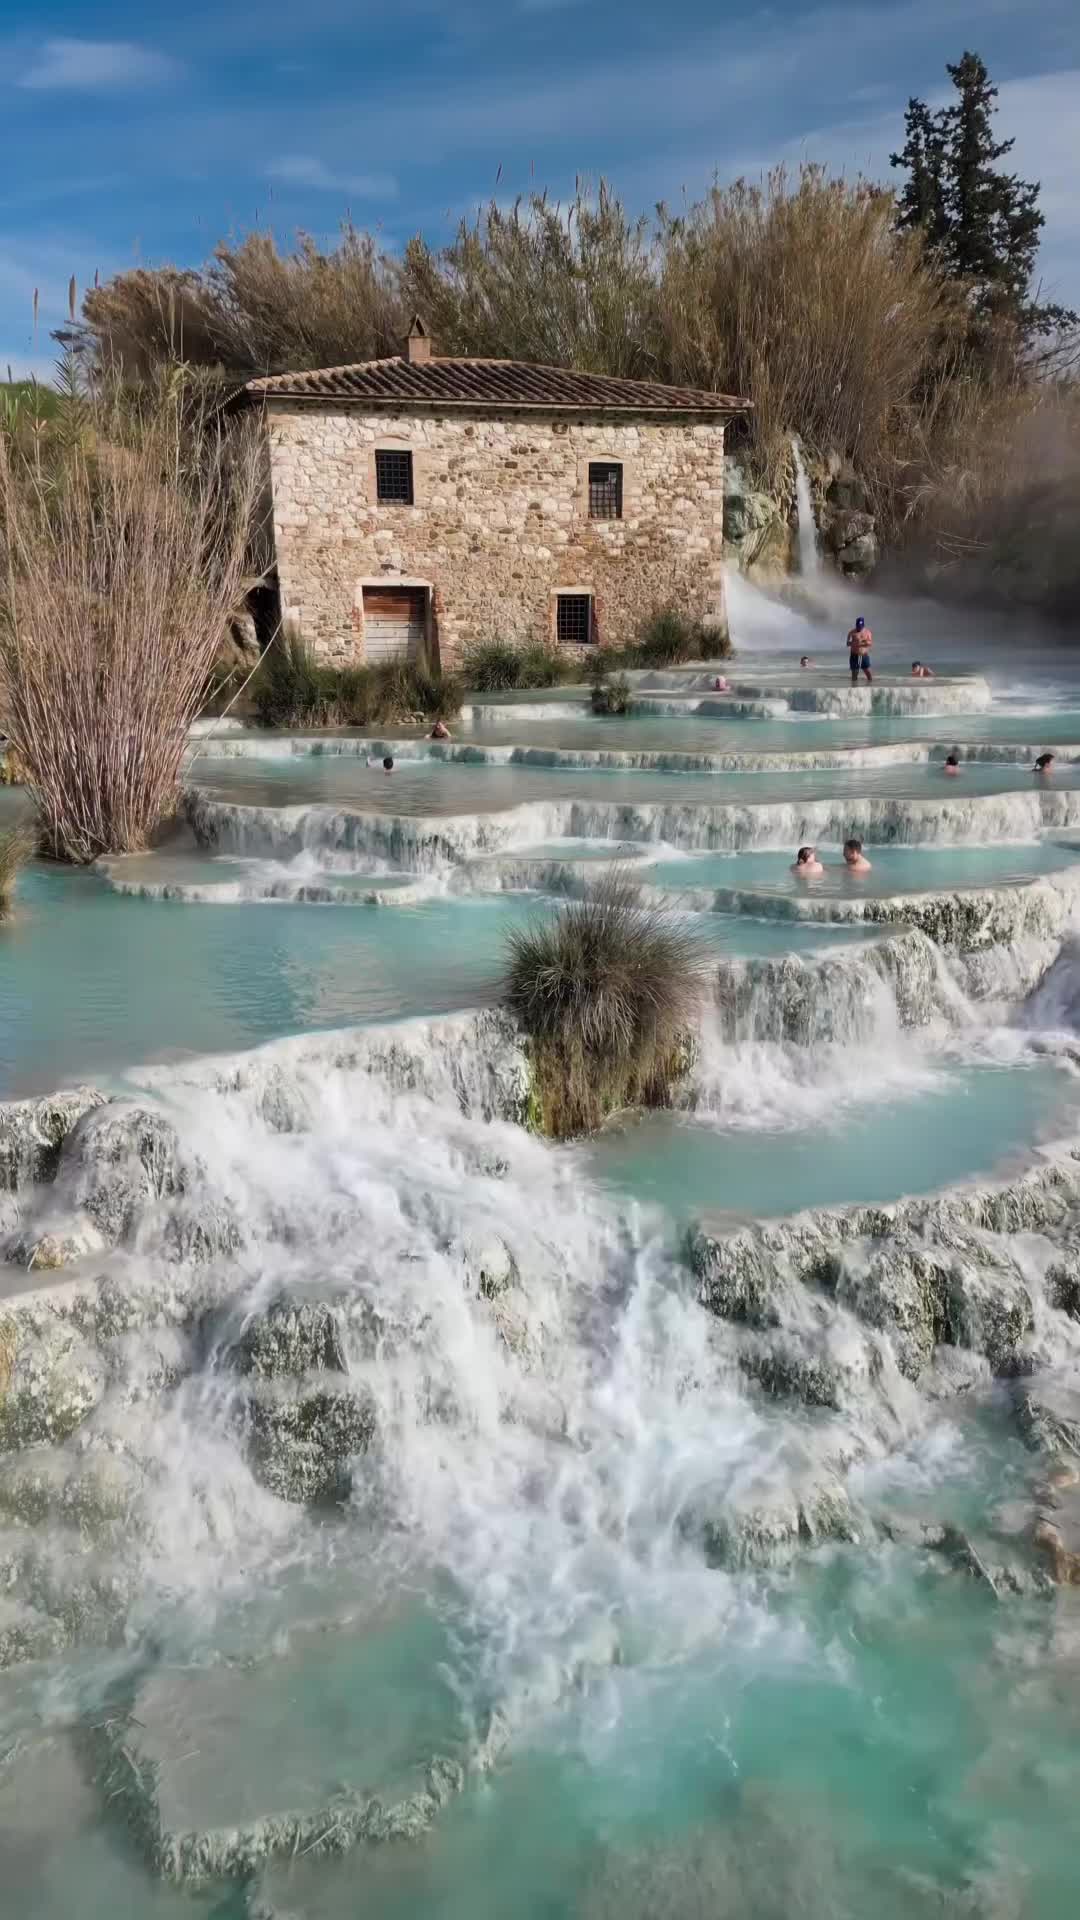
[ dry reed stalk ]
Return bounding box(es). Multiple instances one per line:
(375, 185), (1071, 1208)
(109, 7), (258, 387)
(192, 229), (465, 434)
(0, 819), (35, 915)
(657, 166), (954, 508)
(0, 376), (262, 862)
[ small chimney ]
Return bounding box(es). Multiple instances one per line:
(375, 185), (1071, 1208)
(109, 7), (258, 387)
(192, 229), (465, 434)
(405, 314), (432, 365)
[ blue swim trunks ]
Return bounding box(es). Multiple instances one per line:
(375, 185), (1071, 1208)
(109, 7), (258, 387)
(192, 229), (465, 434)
(849, 651), (870, 670)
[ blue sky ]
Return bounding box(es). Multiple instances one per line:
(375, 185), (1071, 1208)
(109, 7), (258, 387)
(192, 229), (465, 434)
(1, 0), (1077, 376)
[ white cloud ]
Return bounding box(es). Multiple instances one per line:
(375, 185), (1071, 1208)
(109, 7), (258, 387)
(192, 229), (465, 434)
(267, 154), (398, 198)
(18, 38), (178, 92)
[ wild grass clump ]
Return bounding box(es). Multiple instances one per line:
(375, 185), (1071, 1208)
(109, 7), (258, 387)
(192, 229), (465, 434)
(590, 670), (633, 716)
(516, 643), (576, 688)
(250, 634), (461, 729)
(461, 637), (573, 692)
(633, 609), (725, 668)
(0, 821), (34, 917)
(0, 367), (262, 863)
(504, 873), (707, 1138)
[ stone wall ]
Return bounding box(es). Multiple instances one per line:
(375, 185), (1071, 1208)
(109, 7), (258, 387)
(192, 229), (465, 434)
(265, 405), (727, 665)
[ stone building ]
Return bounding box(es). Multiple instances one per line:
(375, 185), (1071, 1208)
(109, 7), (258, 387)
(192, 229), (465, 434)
(235, 321), (748, 666)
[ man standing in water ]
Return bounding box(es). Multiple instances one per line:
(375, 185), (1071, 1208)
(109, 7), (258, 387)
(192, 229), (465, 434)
(847, 617), (872, 685)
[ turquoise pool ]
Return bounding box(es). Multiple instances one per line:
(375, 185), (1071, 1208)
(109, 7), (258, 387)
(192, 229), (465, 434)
(584, 1061), (1069, 1223)
(190, 752), (1080, 817)
(0, 862), (872, 1096)
(640, 839), (1080, 899)
(6, 631), (1080, 1920)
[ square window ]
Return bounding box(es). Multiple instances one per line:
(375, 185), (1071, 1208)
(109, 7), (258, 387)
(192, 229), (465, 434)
(588, 462), (623, 520)
(375, 449), (414, 504)
(556, 594), (594, 645)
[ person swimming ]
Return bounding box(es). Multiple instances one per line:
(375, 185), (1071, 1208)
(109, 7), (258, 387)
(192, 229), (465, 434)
(911, 660), (934, 678)
(430, 720), (451, 740)
(800, 654), (813, 669)
(1034, 752), (1055, 774)
(382, 755), (394, 773)
(713, 675), (731, 692)
(846, 617), (872, 684)
(792, 845), (824, 877)
(842, 837), (871, 872)
(943, 752), (960, 776)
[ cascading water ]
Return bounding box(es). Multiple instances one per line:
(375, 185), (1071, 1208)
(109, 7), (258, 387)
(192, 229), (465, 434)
(4, 997), (1080, 1913)
(7, 625), (1080, 1916)
(791, 437), (822, 584)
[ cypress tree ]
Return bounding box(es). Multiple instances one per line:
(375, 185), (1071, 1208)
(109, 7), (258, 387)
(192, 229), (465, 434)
(891, 98), (948, 250)
(891, 51), (1076, 342)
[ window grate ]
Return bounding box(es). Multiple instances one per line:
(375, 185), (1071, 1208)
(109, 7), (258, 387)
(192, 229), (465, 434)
(375, 449), (414, 504)
(588, 462), (623, 520)
(556, 594), (593, 645)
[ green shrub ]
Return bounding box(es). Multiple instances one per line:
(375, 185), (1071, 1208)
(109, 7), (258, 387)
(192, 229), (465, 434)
(0, 822), (34, 918)
(461, 638), (575, 692)
(504, 872), (707, 1138)
(590, 670), (634, 716)
(634, 609), (728, 667)
(516, 644), (575, 689)
(461, 638), (526, 691)
(250, 637), (461, 729)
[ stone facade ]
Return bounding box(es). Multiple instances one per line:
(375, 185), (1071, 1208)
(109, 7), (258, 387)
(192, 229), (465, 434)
(264, 405), (728, 665)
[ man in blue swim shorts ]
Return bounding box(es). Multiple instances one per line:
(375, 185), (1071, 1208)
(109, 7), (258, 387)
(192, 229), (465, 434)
(846, 616), (872, 684)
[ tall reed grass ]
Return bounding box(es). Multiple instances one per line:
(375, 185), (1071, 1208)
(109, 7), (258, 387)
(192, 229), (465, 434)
(0, 370), (262, 862)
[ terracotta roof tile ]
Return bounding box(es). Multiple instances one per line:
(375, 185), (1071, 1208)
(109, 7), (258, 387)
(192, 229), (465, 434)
(232, 355), (749, 415)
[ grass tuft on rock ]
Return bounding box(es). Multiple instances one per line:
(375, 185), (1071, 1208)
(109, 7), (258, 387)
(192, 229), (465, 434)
(504, 872), (707, 1137)
(590, 669), (633, 715)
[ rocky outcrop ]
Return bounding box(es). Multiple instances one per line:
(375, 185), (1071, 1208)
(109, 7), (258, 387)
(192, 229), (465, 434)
(0, 1087), (106, 1192)
(824, 507), (878, 575)
(723, 460), (792, 575)
(689, 1144), (1080, 1381)
(53, 1103), (189, 1244)
(725, 450), (881, 581)
(92, 1663), (465, 1884)
(244, 1377), (375, 1503)
(710, 927), (946, 1046)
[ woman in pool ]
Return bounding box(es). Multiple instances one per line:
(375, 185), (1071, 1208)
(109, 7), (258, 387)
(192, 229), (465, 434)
(791, 845), (824, 877)
(1034, 752), (1055, 775)
(842, 838), (871, 872)
(713, 675), (730, 693)
(943, 753), (961, 777)
(430, 719), (451, 741)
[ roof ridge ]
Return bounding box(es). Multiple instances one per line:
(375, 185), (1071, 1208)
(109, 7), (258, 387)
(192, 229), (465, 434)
(232, 355), (750, 414)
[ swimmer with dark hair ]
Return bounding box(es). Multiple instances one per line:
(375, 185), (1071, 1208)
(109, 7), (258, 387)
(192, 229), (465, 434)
(842, 838), (871, 872)
(792, 845), (824, 877)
